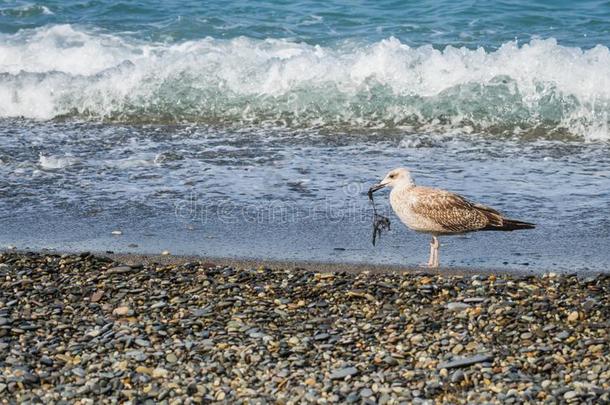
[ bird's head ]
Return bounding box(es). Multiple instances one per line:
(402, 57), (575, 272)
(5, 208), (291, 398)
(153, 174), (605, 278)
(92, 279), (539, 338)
(369, 167), (414, 194)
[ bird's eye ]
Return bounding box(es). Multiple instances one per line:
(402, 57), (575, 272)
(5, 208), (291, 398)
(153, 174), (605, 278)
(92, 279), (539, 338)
(389, 174), (396, 179)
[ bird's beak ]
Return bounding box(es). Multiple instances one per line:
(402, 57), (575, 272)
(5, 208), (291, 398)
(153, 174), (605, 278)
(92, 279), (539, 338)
(368, 182), (387, 197)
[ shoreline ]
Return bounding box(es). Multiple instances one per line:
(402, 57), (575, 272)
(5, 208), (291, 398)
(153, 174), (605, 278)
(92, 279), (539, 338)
(3, 205), (610, 274)
(0, 251), (608, 403)
(0, 248), (586, 277)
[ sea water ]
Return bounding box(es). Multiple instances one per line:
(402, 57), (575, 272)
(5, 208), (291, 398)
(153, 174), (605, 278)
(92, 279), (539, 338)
(1, 1), (609, 271)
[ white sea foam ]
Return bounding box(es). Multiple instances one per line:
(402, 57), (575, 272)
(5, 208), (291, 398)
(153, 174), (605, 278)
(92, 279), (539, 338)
(2, 25), (610, 140)
(0, 3), (54, 18)
(38, 153), (78, 170)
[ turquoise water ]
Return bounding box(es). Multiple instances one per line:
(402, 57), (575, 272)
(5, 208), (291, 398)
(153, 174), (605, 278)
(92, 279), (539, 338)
(1, 1), (610, 271)
(2, 0), (610, 48)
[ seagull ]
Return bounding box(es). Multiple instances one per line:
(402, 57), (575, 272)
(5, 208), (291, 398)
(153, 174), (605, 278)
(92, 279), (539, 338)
(369, 168), (535, 268)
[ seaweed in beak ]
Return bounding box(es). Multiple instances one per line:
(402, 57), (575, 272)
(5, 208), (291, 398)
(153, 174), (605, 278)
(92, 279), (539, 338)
(368, 185), (391, 246)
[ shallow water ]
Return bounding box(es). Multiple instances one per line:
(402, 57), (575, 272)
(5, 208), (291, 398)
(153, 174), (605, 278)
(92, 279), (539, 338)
(1, 2), (610, 271)
(1, 121), (609, 272)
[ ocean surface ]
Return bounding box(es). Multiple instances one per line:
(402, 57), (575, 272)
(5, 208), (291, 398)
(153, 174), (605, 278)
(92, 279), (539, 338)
(1, 1), (610, 272)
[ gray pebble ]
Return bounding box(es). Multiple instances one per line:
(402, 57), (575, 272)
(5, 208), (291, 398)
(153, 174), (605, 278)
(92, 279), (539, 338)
(135, 339), (150, 347)
(330, 367), (358, 380)
(360, 388), (373, 397)
(446, 302), (470, 312)
(106, 266), (133, 274)
(451, 370), (465, 383)
(438, 354), (493, 369)
(72, 367), (86, 378)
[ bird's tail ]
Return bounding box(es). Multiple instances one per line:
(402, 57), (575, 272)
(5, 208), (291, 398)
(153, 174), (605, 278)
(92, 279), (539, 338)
(474, 204), (535, 231)
(484, 218), (536, 231)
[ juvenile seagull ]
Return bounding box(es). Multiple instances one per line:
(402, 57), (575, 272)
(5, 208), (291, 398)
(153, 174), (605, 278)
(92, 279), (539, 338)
(369, 168), (535, 268)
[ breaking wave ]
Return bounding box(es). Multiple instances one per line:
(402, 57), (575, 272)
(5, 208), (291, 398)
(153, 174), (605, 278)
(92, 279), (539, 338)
(2, 24), (610, 140)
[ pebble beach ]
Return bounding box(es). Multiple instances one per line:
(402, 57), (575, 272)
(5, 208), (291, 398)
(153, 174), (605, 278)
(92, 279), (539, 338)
(0, 252), (608, 404)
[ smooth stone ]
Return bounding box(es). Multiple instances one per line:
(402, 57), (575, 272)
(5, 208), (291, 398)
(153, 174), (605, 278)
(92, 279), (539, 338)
(135, 339), (150, 347)
(450, 370), (465, 383)
(86, 329), (101, 338)
(201, 339), (214, 347)
(126, 350), (147, 361)
(446, 302), (470, 312)
(107, 266), (132, 274)
(72, 367), (86, 378)
(153, 368), (169, 378)
(23, 373), (39, 384)
(136, 366), (154, 375)
(150, 301), (166, 309)
(438, 354), (493, 369)
(112, 306), (130, 316)
(360, 388), (373, 397)
(330, 367), (359, 380)
(410, 334), (424, 344)
(452, 344), (464, 355)
(166, 353), (178, 363)
(567, 311), (579, 322)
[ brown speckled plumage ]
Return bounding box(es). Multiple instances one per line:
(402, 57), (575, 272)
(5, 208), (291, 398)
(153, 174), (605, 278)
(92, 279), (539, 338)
(390, 186), (524, 235)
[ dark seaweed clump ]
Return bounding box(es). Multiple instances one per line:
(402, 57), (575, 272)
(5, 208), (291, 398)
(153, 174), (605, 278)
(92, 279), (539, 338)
(368, 188), (391, 246)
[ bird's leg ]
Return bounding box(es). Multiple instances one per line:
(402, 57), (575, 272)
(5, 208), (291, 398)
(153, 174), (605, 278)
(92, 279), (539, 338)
(427, 236), (436, 267)
(431, 236), (440, 268)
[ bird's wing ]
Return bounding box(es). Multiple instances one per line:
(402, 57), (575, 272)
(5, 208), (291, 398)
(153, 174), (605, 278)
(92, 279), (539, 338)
(470, 202), (504, 227)
(411, 188), (499, 233)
